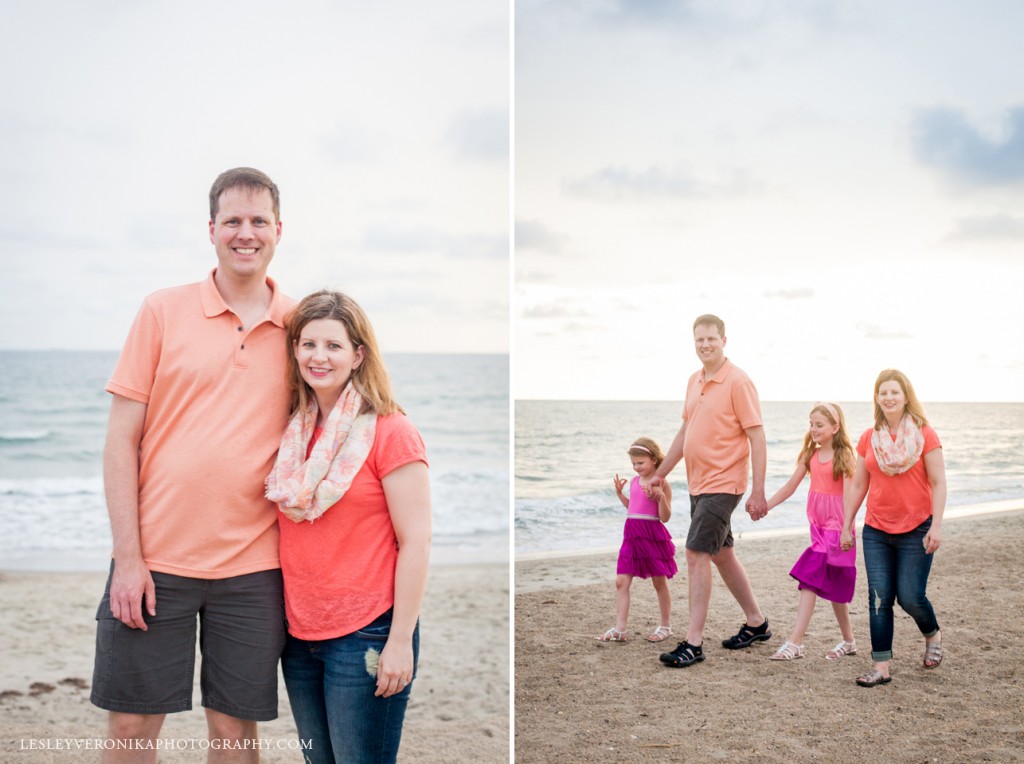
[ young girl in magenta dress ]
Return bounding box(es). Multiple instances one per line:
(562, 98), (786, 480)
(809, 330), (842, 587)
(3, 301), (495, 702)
(596, 437), (678, 643)
(764, 402), (858, 661)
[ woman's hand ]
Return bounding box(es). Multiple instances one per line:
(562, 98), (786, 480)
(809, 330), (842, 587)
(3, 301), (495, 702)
(923, 525), (942, 554)
(840, 527), (855, 552)
(375, 636), (415, 698)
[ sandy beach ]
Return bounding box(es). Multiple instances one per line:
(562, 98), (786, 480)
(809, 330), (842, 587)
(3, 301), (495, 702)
(0, 561), (509, 763)
(515, 508), (1024, 763)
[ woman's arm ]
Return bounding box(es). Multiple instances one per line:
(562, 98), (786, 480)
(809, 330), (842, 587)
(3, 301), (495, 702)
(923, 448), (947, 554)
(765, 464), (808, 512)
(840, 456), (869, 550)
(378, 460), (432, 698)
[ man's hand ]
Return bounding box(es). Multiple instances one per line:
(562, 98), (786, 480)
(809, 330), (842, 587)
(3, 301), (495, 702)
(745, 492), (768, 521)
(109, 556), (156, 630)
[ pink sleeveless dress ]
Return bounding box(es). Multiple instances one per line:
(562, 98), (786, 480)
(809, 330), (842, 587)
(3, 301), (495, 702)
(787, 453), (856, 603)
(616, 476), (678, 579)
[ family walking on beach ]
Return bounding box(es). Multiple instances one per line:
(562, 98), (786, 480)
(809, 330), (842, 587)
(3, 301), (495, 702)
(90, 168), (431, 763)
(599, 314), (946, 687)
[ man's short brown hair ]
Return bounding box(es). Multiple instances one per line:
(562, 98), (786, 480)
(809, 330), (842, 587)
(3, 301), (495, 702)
(692, 314), (725, 337)
(209, 167), (280, 222)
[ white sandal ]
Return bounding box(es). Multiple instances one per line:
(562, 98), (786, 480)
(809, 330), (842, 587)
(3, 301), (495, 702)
(596, 627), (628, 642)
(827, 640), (857, 660)
(768, 640), (806, 661)
(646, 625), (673, 643)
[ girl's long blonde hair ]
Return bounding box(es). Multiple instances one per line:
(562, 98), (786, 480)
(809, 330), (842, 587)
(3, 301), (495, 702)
(796, 402), (856, 481)
(284, 290), (402, 417)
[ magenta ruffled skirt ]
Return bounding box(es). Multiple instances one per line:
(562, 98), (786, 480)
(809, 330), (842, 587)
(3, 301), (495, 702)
(789, 521), (856, 604)
(617, 518), (678, 579)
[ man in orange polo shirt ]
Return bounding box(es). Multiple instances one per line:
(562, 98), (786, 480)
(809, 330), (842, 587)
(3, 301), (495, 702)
(653, 314), (771, 668)
(90, 168), (296, 761)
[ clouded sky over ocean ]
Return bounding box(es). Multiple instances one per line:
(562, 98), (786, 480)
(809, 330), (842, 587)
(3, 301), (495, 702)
(515, 0), (1024, 401)
(1, 0), (508, 354)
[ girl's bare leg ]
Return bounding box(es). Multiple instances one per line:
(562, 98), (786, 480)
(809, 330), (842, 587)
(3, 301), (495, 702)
(651, 575), (671, 627)
(831, 601), (854, 643)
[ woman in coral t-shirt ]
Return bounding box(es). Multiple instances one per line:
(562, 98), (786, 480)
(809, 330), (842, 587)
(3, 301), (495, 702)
(840, 369), (946, 689)
(266, 290), (430, 764)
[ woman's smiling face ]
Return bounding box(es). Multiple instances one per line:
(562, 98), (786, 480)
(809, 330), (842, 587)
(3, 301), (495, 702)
(294, 318), (364, 402)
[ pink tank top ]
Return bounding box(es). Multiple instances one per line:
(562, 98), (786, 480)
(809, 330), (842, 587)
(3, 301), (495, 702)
(627, 476), (660, 519)
(809, 452), (843, 496)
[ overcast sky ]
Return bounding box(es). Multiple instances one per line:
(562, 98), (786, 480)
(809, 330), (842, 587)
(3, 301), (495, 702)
(515, 0), (1024, 401)
(0, 0), (508, 354)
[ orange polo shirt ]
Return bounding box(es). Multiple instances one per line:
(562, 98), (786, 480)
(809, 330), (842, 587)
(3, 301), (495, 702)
(106, 270), (295, 578)
(681, 359), (763, 495)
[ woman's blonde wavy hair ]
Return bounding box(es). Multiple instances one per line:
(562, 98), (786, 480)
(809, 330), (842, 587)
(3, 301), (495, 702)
(284, 290), (401, 417)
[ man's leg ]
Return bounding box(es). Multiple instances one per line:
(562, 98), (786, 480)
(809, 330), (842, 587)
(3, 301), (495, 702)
(711, 545), (766, 627)
(199, 569), (285, 735)
(205, 709), (260, 764)
(685, 548), (713, 645)
(103, 713), (165, 764)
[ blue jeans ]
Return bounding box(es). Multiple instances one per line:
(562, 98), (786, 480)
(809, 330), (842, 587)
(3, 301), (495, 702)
(282, 609), (418, 764)
(862, 519), (940, 662)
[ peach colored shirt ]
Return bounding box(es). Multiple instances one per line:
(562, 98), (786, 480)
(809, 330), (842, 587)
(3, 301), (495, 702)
(681, 359), (763, 495)
(857, 425), (942, 534)
(278, 413), (428, 640)
(106, 271), (295, 578)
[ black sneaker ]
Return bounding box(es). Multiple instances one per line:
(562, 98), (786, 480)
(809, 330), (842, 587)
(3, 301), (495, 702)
(659, 641), (704, 667)
(721, 619), (771, 649)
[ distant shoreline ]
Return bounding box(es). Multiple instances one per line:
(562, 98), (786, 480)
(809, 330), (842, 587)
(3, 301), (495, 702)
(2, 539), (510, 574)
(514, 497), (1024, 563)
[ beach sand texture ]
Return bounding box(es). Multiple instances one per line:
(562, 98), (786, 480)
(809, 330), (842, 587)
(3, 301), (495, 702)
(515, 510), (1024, 763)
(0, 563), (508, 763)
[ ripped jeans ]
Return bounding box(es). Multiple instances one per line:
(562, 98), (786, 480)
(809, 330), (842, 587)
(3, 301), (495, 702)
(862, 519), (940, 662)
(281, 609), (418, 764)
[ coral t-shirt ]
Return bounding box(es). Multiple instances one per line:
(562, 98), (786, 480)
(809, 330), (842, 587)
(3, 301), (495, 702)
(857, 425), (942, 534)
(278, 413), (428, 640)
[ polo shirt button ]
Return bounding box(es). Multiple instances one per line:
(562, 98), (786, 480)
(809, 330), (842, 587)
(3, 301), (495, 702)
(240, 344), (245, 350)
(237, 326), (243, 332)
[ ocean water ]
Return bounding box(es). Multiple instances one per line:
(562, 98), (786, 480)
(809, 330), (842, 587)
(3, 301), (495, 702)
(0, 351), (509, 570)
(515, 399), (1024, 556)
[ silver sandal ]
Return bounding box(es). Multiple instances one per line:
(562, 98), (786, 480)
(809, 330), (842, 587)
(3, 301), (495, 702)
(826, 640), (857, 660)
(768, 640), (805, 661)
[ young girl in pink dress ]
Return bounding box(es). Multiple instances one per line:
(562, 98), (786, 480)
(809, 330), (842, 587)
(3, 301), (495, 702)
(596, 437), (678, 643)
(764, 403), (858, 661)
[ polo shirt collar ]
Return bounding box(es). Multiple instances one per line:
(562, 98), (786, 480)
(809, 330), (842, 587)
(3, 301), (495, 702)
(200, 269), (289, 328)
(701, 358), (734, 385)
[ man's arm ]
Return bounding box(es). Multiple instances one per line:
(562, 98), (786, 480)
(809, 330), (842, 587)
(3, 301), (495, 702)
(103, 394), (156, 630)
(744, 424), (767, 520)
(655, 421), (686, 481)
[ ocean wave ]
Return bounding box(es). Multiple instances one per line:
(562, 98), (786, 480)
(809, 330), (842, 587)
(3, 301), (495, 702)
(0, 429), (52, 443)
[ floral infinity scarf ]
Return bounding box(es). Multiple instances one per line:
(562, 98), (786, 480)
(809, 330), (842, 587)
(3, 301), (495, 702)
(871, 415), (924, 476)
(265, 382), (377, 523)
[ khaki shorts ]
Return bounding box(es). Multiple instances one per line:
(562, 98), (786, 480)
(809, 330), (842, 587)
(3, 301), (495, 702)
(686, 493), (743, 555)
(90, 562), (285, 721)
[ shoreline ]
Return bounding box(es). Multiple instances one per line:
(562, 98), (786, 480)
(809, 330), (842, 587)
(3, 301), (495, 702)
(514, 496), (1024, 564)
(1, 540), (510, 575)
